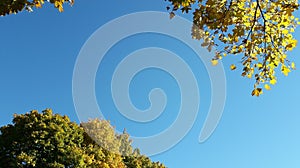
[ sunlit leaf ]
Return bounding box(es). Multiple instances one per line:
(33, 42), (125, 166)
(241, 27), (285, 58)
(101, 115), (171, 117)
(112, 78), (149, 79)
(264, 84), (271, 90)
(230, 64), (237, 70)
(211, 59), (218, 66)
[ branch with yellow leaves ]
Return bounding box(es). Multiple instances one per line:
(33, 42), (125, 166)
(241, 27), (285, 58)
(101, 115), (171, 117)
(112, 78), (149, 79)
(0, 0), (74, 16)
(166, 0), (299, 96)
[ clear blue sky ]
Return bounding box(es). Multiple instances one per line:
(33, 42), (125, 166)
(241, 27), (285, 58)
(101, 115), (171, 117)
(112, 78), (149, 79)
(1, 1), (300, 167)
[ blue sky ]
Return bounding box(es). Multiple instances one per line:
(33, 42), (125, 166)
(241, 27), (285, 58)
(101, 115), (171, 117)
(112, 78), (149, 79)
(1, 1), (300, 167)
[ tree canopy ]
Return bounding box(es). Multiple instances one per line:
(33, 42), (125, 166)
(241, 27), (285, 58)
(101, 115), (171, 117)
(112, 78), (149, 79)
(0, 109), (166, 168)
(0, 109), (88, 167)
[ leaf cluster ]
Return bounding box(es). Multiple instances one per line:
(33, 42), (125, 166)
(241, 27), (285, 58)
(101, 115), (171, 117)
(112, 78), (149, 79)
(0, 0), (73, 16)
(166, 0), (299, 96)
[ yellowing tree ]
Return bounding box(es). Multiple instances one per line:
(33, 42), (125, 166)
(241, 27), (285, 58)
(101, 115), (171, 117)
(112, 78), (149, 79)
(166, 0), (299, 96)
(0, 110), (166, 168)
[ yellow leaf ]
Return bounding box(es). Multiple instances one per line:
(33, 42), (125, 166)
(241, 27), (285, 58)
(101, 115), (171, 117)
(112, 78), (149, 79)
(281, 66), (291, 76)
(270, 79), (277, 85)
(230, 64), (236, 70)
(247, 73), (252, 78)
(282, 29), (289, 34)
(291, 62), (296, 70)
(58, 6), (63, 12)
(264, 84), (271, 90)
(211, 60), (218, 66)
(251, 88), (263, 97)
(257, 63), (263, 69)
(54, 1), (64, 12)
(234, 36), (239, 42)
(35, 2), (42, 8)
(54, 1), (60, 7)
(244, 22), (251, 27)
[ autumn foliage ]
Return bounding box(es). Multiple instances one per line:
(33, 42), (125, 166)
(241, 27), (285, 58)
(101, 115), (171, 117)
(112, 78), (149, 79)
(0, 0), (72, 16)
(1, 0), (299, 96)
(0, 109), (166, 168)
(166, 0), (299, 96)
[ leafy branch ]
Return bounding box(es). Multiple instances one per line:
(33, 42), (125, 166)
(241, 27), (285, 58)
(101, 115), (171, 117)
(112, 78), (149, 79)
(166, 0), (299, 96)
(0, 0), (73, 16)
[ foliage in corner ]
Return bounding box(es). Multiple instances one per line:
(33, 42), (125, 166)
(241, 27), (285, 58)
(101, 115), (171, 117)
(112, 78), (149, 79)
(166, 0), (299, 96)
(0, 0), (73, 16)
